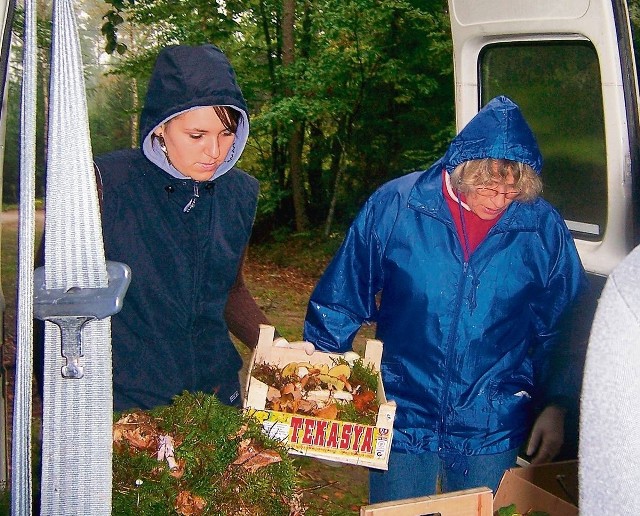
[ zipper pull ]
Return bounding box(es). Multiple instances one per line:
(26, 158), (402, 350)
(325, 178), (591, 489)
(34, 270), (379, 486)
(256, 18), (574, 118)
(183, 181), (200, 213)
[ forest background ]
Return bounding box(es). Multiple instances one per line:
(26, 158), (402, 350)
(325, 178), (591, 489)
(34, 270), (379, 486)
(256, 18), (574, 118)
(3, 0), (463, 239)
(4, 0), (640, 239)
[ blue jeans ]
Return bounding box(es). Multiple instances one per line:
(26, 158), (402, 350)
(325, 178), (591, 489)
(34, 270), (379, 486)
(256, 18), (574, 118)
(369, 448), (518, 504)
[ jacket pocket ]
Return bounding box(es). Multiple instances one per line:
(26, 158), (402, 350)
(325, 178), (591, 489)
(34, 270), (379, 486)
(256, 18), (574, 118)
(487, 374), (533, 419)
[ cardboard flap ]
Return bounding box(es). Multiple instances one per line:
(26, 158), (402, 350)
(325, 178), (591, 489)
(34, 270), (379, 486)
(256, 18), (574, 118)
(512, 460), (578, 503)
(364, 339), (383, 368)
(493, 461), (578, 516)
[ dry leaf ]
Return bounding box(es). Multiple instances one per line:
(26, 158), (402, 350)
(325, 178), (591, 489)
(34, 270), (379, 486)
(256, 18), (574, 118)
(113, 412), (159, 451)
(281, 383), (296, 395)
(229, 423), (249, 440)
(232, 438), (283, 472)
(266, 386), (282, 402)
(175, 490), (207, 516)
(313, 403), (338, 419)
(297, 399), (316, 413)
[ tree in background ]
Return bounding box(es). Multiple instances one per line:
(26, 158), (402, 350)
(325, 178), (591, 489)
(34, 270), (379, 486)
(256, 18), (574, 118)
(99, 0), (455, 237)
(3, 0), (124, 204)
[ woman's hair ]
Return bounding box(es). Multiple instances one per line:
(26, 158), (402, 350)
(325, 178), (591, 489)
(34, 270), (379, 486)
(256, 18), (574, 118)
(450, 158), (543, 202)
(160, 105), (241, 134)
(213, 106), (241, 133)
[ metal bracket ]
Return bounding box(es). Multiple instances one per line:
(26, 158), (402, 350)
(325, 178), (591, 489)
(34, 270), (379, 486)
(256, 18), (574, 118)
(33, 261), (131, 379)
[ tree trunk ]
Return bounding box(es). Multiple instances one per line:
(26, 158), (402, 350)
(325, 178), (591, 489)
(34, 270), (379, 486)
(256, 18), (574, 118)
(324, 127), (345, 237)
(130, 77), (138, 148)
(324, 116), (351, 236)
(127, 25), (139, 148)
(282, 0), (309, 231)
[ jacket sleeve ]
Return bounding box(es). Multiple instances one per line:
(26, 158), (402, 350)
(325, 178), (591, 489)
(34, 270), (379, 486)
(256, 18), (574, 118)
(303, 198), (384, 352)
(528, 219), (588, 408)
(224, 250), (272, 349)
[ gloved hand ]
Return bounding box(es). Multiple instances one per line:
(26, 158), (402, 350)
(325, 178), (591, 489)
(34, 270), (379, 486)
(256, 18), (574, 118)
(526, 404), (566, 464)
(272, 336), (289, 348)
(273, 336), (315, 355)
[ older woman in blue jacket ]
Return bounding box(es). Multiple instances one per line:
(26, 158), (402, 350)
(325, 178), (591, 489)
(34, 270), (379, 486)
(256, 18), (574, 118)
(303, 96), (586, 502)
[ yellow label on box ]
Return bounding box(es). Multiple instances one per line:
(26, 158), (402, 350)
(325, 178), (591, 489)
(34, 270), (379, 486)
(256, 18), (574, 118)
(249, 409), (390, 460)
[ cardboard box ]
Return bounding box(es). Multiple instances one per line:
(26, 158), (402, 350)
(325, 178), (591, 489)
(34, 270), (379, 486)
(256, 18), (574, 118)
(493, 460), (578, 516)
(360, 487), (493, 515)
(243, 324), (396, 469)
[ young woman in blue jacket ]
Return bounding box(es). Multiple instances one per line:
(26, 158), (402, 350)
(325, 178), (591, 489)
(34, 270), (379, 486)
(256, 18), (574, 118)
(303, 96), (587, 502)
(93, 45), (274, 411)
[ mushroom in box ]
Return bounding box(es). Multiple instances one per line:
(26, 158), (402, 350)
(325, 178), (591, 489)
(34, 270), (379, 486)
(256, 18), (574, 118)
(243, 325), (396, 470)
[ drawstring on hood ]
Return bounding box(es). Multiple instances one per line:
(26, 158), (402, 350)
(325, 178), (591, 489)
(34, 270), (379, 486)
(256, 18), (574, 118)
(183, 181), (200, 213)
(140, 45), (250, 184)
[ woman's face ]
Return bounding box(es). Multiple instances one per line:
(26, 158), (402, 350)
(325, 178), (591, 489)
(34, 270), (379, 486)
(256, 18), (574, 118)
(154, 106), (236, 181)
(465, 170), (520, 220)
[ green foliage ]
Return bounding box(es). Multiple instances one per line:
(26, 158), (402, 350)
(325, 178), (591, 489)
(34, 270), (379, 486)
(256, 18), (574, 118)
(497, 505), (550, 516)
(349, 358), (378, 393)
(497, 505), (518, 516)
(96, 0), (455, 232)
(87, 74), (140, 154)
(113, 391), (299, 515)
(11, 0), (640, 238)
(0, 486), (8, 516)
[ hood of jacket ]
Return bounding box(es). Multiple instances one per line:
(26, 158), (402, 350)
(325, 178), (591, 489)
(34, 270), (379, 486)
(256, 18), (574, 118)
(140, 44), (249, 180)
(440, 95), (543, 175)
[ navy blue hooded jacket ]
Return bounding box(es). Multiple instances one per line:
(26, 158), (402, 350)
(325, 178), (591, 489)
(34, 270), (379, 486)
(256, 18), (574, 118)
(304, 96), (587, 455)
(95, 45), (257, 411)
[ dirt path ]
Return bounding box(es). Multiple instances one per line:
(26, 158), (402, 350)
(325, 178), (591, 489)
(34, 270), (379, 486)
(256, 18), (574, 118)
(0, 210), (45, 224)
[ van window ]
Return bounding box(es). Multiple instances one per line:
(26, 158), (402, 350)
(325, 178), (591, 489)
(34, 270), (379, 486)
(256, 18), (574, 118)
(481, 41), (605, 240)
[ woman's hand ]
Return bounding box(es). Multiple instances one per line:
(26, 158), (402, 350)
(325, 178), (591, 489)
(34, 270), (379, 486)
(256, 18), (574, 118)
(273, 337), (315, 355)
(526, 405), (566, 464)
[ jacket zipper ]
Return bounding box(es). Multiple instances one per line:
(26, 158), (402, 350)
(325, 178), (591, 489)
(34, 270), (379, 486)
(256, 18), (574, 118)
(185, 179), (203, 389)
(183, 181), (200, 213)
(438, 259), (469, 452)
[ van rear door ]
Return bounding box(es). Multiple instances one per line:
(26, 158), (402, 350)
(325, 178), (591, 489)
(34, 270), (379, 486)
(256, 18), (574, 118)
(448, 0), (640, 458)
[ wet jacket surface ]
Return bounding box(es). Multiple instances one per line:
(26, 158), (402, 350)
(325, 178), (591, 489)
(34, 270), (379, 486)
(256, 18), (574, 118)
(304, 97), (586, 455)
(96, 45), (257, 411)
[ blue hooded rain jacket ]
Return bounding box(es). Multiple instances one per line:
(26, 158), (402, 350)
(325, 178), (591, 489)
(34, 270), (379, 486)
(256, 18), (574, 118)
(304, 96), (586, 456)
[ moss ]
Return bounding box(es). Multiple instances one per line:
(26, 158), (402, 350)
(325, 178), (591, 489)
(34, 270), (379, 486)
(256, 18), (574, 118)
(112, 391), (301, 515)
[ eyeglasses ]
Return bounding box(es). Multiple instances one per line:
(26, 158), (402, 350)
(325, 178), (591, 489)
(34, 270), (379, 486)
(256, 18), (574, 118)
(474, 186), (521, 200)
(457, 180), (522, 199)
